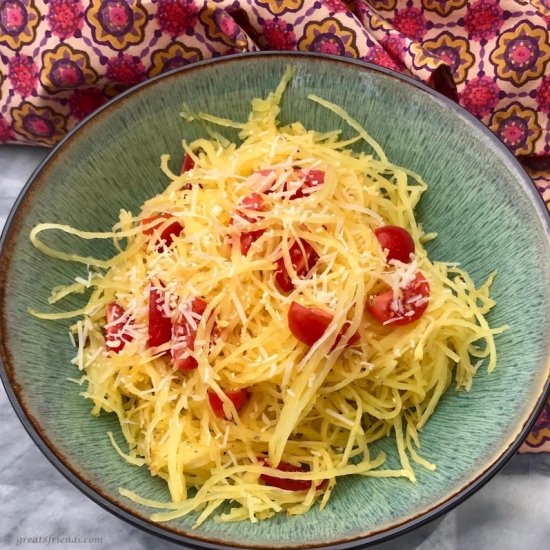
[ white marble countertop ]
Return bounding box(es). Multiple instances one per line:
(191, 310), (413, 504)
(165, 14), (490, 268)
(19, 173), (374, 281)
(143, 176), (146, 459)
(0, 145), (549, 550)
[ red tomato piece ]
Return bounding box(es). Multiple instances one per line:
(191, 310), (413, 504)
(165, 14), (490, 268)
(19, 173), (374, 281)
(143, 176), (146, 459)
(142, 214), (184, 249)
(208, 389), (249, 419)
(274, 239), (319, 292)
(304, 169), (325, 186)
(181, 152), (195, 174)
(334, 321), (361, 349)
(288, 302), (332, 346)
(105, 302), (133, 353)
(171, 298), (209, 371)
(260, 460), (322, 492)
(239, 230), (264, 255)
(366, 273), (430, 326)
(374, 226), (415, 264)
(234, 193), (266, 255)
(240, 193), (264, 214)
(147, 288), (172, 348)
(191, 297), (208, 315)
(180, 153), (196, 191)
(288, 302), (360, 348)
(289, 169), (325, 199)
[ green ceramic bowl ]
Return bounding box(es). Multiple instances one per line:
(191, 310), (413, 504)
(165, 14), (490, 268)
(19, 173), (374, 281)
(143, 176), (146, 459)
(1, 53), (549, 549)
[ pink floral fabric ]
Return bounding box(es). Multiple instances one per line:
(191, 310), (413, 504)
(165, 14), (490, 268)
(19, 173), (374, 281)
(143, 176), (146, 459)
(0, 0), (549, 451)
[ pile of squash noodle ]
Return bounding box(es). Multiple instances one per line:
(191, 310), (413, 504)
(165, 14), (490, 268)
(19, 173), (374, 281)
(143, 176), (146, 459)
(30, 69), (505, 525)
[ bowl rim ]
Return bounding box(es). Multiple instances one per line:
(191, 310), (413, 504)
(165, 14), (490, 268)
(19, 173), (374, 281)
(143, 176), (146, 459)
(1, 51), (549, 550)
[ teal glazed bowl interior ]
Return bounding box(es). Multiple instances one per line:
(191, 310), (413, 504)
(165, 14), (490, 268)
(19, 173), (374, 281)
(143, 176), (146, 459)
(1, 53), (550, 549)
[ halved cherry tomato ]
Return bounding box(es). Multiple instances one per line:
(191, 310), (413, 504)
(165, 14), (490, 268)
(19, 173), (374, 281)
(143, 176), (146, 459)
(181, 152), (195, 173)
(105, 302), (133, 353)
(288, 302), (359, 348)
(208, 389), (249, 419)
(274, 239), (319, 292)
(147, 288), (172, 348)
(260, 460), (324, 491)
(366, 273), (430, 326)
(288, 302), (332, 346)
(171, 298), (209, 371)
(233, 193), (266, 255)
(375, 225), (415, 264)
(289, 169), (325, 199)
(142, 214), (183, 249)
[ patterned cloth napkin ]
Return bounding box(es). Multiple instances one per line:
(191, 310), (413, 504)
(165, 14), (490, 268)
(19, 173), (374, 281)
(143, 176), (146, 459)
(0, 0), (548, 451)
